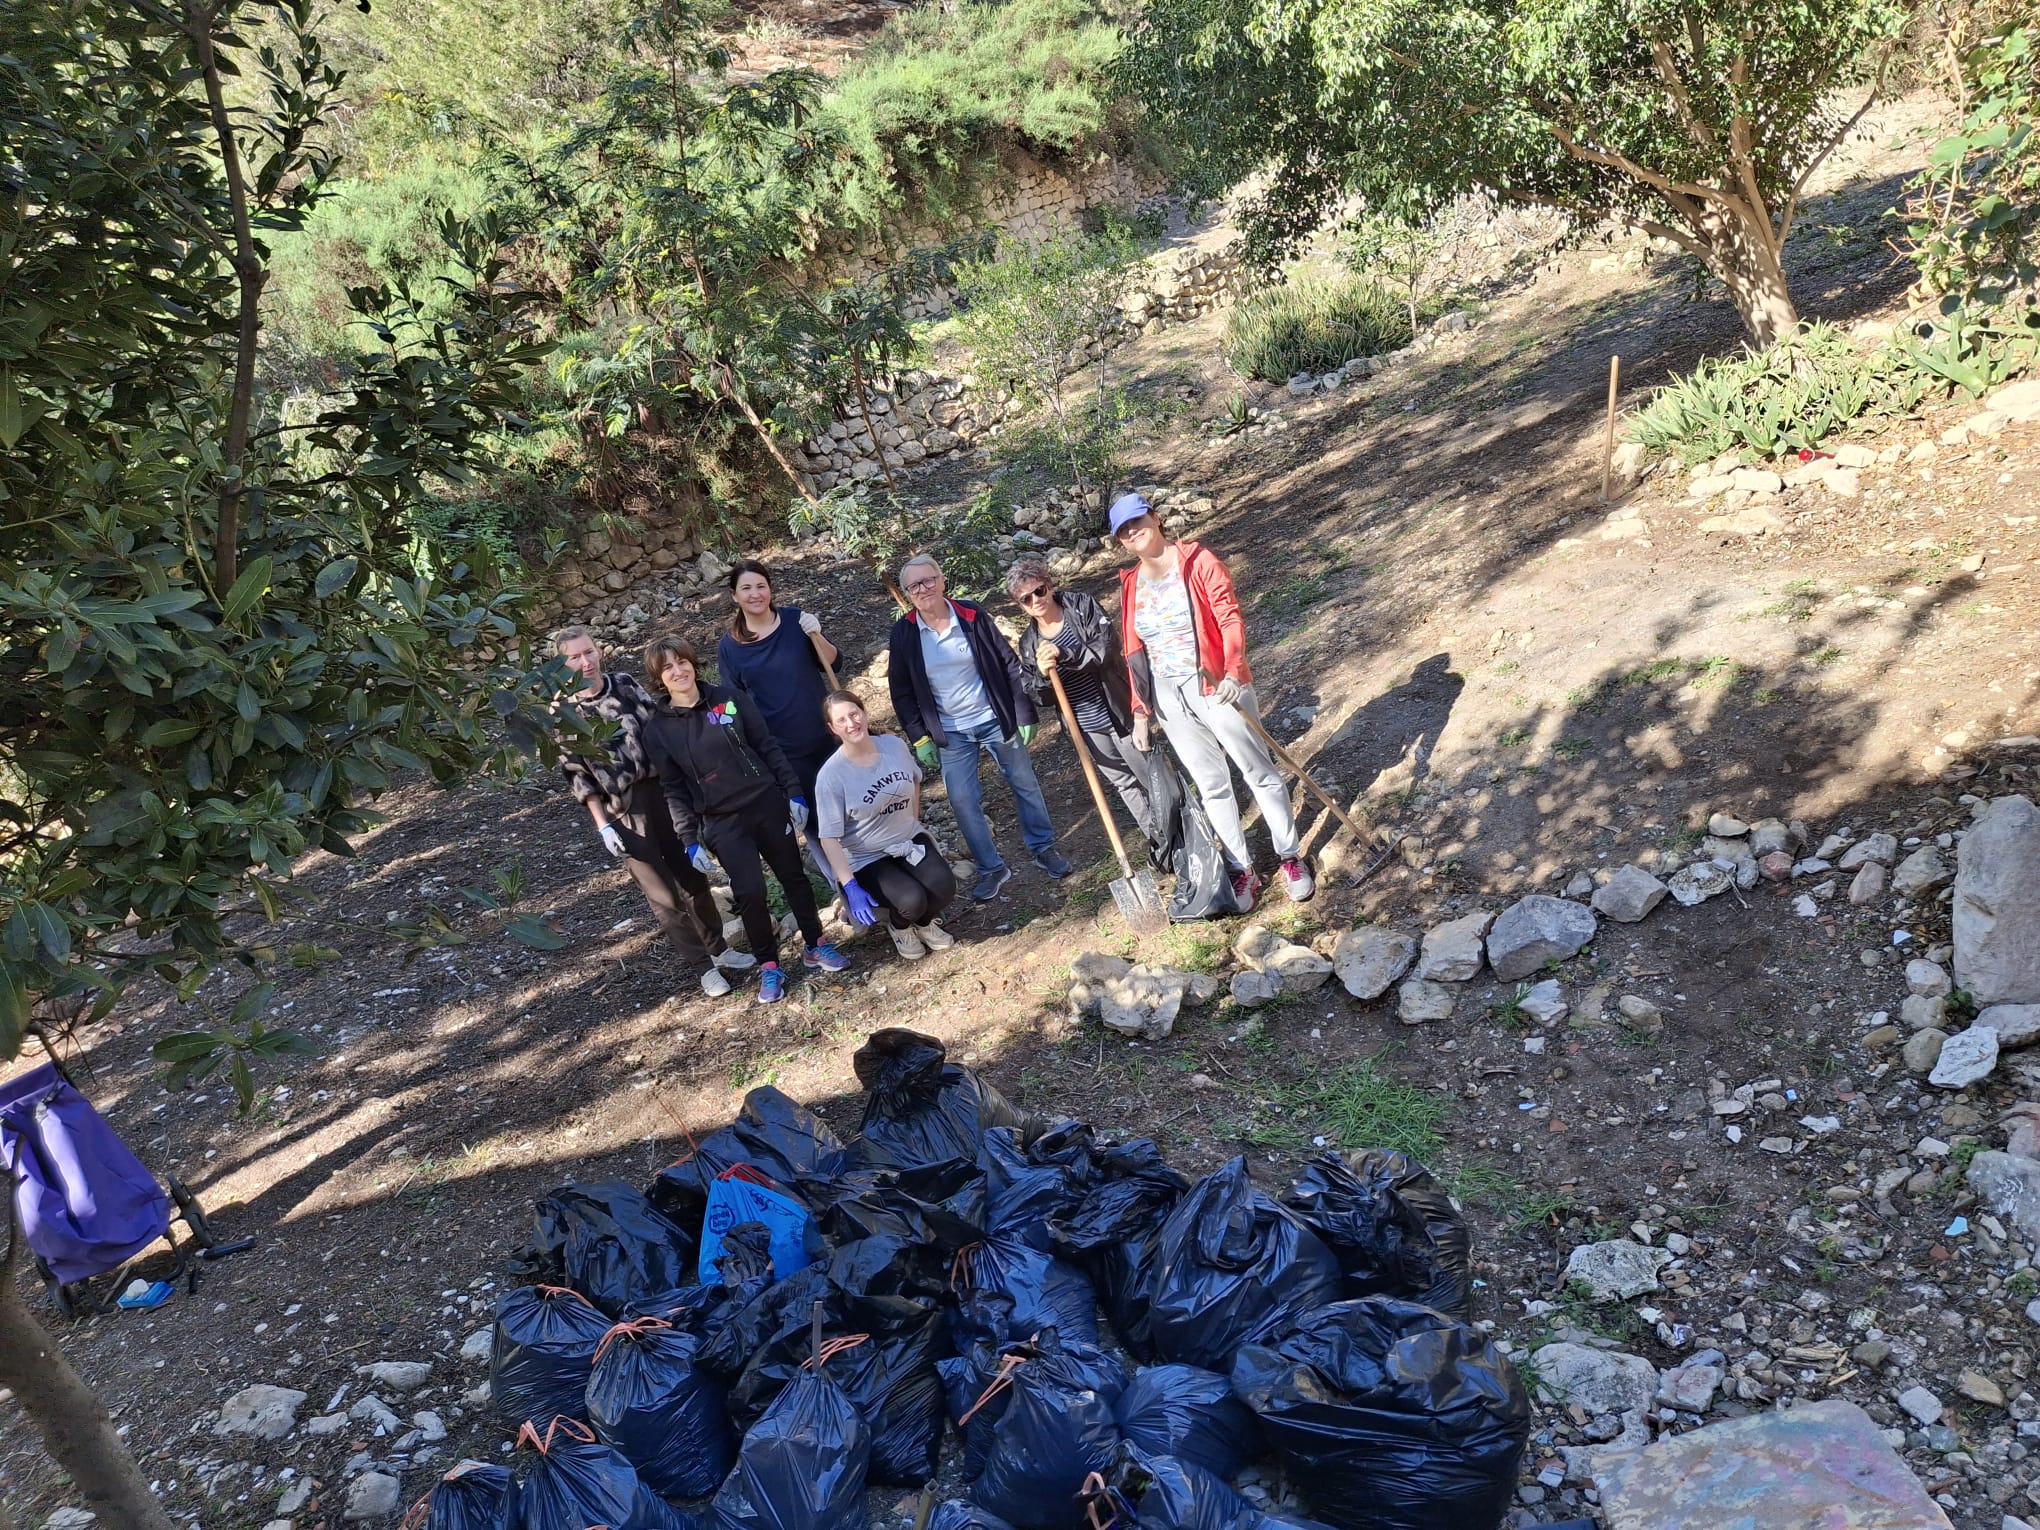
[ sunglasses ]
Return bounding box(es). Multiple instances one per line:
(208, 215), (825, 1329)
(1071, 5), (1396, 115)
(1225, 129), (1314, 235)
(1015, 584), (1051, 604)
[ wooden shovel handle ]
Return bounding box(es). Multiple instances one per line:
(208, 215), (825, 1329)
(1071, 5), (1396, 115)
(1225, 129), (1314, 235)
(807, 630), (839, 689)
(1233, 703), (1370, 844)
(1046, 664), (1137, 880)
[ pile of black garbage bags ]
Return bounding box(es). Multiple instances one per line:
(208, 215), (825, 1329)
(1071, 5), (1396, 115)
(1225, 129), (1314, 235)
(407, 1028), (1531, 1530)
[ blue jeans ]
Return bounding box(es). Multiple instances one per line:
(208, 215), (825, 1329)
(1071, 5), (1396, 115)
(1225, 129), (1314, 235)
(938, 719), (1056, 872)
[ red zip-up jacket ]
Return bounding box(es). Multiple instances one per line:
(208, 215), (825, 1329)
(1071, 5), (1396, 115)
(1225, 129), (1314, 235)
(1118, 539), (1253, 717)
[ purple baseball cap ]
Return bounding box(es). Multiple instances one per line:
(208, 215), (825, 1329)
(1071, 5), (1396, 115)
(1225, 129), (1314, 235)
(1107, 492), (1153, 535)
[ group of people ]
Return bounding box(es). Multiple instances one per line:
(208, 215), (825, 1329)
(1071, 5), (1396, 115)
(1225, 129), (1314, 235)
(556, 493), (1312, 1004)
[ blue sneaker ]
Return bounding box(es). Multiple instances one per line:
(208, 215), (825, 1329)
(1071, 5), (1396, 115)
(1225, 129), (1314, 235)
(803, 942), (850, 973)
(758, 964), (785, 1004)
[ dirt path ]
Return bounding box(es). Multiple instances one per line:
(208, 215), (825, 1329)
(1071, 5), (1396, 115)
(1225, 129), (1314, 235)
(10, 95), (2040, 1530)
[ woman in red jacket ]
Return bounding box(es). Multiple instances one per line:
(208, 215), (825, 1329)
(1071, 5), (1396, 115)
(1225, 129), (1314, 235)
(1110, 493), (1312, 907)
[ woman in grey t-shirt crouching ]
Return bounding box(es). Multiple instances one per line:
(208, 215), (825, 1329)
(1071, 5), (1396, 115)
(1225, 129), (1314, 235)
(814, 690), (959, 961)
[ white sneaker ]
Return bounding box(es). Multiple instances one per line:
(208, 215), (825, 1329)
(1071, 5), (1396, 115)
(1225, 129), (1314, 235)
(888, 925), (928, 960)
(699, 966), (733, 997)
(916, 920), (955, 951)
(716, 948), (758, 972)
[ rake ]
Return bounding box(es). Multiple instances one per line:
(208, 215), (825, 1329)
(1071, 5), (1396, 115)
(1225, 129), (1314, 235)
(1046, 666), (1168, 933)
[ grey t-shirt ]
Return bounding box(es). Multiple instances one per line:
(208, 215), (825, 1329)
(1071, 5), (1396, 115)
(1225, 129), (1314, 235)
(816, 733), (926, 870)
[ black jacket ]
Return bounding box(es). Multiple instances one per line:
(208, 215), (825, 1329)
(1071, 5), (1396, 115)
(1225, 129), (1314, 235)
(642, 683), (801, 845)
(887, 599), (1036, 749)
(1016, 588), (1135, 735)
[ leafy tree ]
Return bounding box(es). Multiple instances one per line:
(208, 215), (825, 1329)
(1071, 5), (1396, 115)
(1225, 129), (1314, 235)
(0, 0), (579, 1519)
(952, 231), (1140, 497)
(1124, 0), (1918, 345)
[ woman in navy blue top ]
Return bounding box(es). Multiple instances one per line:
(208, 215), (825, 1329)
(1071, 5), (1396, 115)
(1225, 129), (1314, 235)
(715, 560), (842, 801)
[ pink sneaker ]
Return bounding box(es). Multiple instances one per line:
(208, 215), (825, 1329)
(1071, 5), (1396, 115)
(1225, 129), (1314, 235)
(1280, 857), (1316, 902)
(1231, 868), (1262, 911)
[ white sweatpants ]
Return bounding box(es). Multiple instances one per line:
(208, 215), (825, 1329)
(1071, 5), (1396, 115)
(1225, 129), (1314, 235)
(1152, 677), (1299, 868)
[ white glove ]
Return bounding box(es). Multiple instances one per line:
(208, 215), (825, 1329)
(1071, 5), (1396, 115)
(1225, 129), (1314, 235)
(904, 839), (927, 866)
(798, 610), (822, 636)
(598, 823), (626, 858)
(1214, 676), (1245, 707)
(789, 798), (810, 833)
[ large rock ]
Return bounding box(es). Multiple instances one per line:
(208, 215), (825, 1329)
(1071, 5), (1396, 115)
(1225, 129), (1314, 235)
(1530, 1342), (1658, 1417)
(1967, 1150), (2040, 1246)
(1592, 865), (1669, 923)
(1069, 954), (1211, 1040)
(1838, 833), (1898, 870)
(1975, 1004), (2040, 1049)
(1234, 924), (1333, 993)
(1397, 979), (1457, 1024)
(1231, 970), (1281, 1008)
(1955, 796), (2040, 1005)
(1415, 910), (1492, 982)
(344, 1473), (403, 1522)
(1594, 1399), (1953, 1530)
(360, 1361), (431, 1393)
(1891, 845), (1952, 897)
(1930, 1026), (1999, 1088)
(1486, 895), (1598, 980)
(1565, 1239), (1671, 1300)
(1665, 860), (1732, 906)
(215, 1385), (308, 1441)
(1331, 928), (1417, 1000)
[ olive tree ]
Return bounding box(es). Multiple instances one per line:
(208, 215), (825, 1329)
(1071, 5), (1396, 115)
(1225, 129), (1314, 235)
(1125, 0), (1919, 345)
(0, 1), (578, 1521)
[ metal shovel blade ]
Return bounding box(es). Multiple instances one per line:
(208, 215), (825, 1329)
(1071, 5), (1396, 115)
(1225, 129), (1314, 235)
(1109, 868), (1169, 934)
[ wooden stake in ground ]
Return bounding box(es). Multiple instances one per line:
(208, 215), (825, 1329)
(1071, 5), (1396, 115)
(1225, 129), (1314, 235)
(1601, 354), (1622, 503)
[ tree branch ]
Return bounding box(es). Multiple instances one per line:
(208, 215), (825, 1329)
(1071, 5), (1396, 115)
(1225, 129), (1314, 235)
(1645, 29), (1720, 158)
(1779, 67), (1888, 249)
(1725, 55), (1778, 257)
(184, 0), (265, 594)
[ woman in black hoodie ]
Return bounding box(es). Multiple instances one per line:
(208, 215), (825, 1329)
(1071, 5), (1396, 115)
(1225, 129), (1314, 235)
(640, 634), (849, 1004)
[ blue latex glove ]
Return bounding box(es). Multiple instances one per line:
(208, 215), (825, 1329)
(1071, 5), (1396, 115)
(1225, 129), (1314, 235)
(687, 843), (714, 875)
(841, 877), (880, 927)
(1017, 724), (1037, 746)
(789, 796), (809, 833)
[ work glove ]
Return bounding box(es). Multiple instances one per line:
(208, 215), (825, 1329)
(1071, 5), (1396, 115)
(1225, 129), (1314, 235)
(1214, 676), (1245, 707)
(1035, 645), (1060, 675)
(1131, 716), (1152, 753)
(597, 823), (626, 858)
(913, 736), (939, 771)
(788, 796), (809, 833)
(1017, 724), (1038, 746)
(798, 610), (822, 636)
(841, 877), (880, 926)
(687, 843), (715, 876)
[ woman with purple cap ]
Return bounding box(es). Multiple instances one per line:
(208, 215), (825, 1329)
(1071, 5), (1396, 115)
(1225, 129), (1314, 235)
(1109, 492), (1313, 908)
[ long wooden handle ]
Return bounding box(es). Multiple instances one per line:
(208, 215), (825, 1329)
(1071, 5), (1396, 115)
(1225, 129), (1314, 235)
(807, 630), (839, 689)
(1047, 665), (1136, 879)
(1235, 704), (1370, 844)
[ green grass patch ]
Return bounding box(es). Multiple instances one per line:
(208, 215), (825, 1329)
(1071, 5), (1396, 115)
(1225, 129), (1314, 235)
(1287, 1051), (1446, 1159)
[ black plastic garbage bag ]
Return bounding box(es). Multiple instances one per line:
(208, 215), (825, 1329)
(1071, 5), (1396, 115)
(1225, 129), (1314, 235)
(698, 1265), (840, 1388)
(715, 1220), (778, 1285)
(1119, 1455), (1339, 1530)
(1047, 1138), (1188, 1362)
(504, 1416), (696, 1530)
(404, 1461), (512, 1530)
(1280, 1152), (1472, 1320)
(851, 1029), (1042, 1169)
(1113, 1365), (1260, 1480)
(969, 1340), (1124, 1530)
(1230, 1298), (1532, 1530)
(491, 1285), (614, 1426)
(1147, 1159), (1341, 1372)
(585, 1318), (734, 1500)
(952, 1234), (1100, 1348)
(518, 1181), (700, 1318)
(943, 1334), (1129, 1495)
(811, 1158), (988, 1251)
(929, 1504), (1021, 1530)
(730, 1085), (851, 1185)
(710, 1361), (870, 1530)
(1145, 743), (1243, 920)
(649, 1128), (749, 1228)
(724, 1291), (950, 1484)
(981, 1123), (1095, 1251)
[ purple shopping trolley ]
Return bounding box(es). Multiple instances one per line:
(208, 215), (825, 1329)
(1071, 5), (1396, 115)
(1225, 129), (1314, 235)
(0, 1060), (251, 1317)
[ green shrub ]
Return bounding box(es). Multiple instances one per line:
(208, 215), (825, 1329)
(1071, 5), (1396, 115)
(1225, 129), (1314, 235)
(1221, 275), (1410, 381)
(820, 0), (1137, 231)
(1628, 316), (2037, 464)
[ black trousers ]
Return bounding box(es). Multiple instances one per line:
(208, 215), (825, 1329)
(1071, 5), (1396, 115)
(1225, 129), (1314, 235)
(785, 744), (840, 887)
(701, 792), (824, 967)
(1081, 723), (1155, 840)
(856, 834), (958, 929)
(615, 778), (726, 966)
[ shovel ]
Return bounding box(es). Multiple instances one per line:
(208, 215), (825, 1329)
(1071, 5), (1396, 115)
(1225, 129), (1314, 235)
(1046, 665), (1168, 933)
(1231, 699), (1372, 853)
(807, 629), (840, 688)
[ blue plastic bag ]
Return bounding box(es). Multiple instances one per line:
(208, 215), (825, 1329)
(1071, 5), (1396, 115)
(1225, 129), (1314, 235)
(698, 1168), (816, 1285)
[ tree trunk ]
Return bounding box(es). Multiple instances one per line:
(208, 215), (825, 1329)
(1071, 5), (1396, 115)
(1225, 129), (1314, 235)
(1694, 203), (1799, 348)
(0, 1205), (175, 1530)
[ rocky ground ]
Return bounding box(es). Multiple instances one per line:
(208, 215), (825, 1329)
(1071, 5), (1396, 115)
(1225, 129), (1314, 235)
(11, 94), (2040, 1530)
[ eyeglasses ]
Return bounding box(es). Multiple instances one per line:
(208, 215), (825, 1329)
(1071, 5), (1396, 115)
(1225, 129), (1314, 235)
(1015, 585), (1050, 604)
(904, 576), (941, 595)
